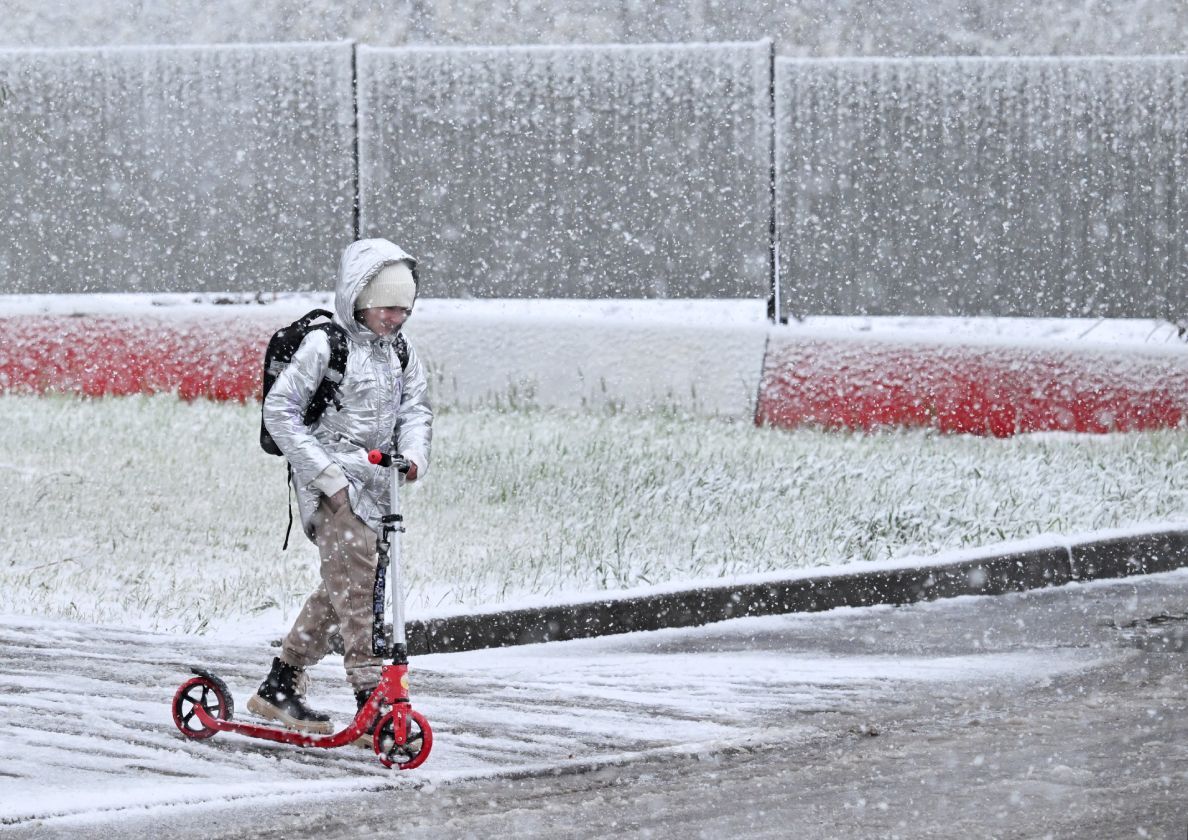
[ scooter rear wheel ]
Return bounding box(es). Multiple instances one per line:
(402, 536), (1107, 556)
(172, 675), (232, 740)
(374, 708), (433, 769)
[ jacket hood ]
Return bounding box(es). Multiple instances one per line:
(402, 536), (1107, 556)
(334, 238), (418, 343)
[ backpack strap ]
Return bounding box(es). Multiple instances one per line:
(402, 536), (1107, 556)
(282, 462), (294, 551)
(303, 308), (335, 325)
(301, 322), (349, 426)
(323, 321), (349, 391)
(395, 332), (409, 370)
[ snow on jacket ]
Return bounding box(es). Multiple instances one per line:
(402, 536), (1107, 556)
(263, 238), (433, 540)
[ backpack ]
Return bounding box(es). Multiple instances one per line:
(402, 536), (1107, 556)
(259, 309), (348, 455)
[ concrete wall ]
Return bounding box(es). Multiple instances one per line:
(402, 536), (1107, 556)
(0, 43), (356, 294)
(776, 56), (1188, 321)
(2, 44), (1186, 325)
(357, 42), (773, 299)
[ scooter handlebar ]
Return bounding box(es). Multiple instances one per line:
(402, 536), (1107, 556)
(368, 450), (411, 473)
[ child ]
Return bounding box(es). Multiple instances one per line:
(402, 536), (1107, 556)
(249, 237), (433, 737)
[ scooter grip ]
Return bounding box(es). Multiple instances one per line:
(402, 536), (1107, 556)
(368, 449), (389, 466)
(368, 450), (411, 473)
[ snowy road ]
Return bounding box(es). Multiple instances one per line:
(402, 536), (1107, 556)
(4, 571), (1188, 838)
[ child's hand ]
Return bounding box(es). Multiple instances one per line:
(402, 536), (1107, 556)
(405, 462), (419, 481)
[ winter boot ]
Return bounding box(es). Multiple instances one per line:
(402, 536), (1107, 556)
(246, 657), (333, 734)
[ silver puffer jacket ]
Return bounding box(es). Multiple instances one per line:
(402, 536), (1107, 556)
(263, 238), (433, 540)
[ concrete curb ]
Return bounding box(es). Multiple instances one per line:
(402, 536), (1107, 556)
(403, 529), (1188, 655)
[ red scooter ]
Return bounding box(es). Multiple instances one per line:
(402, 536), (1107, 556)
(171, 449), (433, 770)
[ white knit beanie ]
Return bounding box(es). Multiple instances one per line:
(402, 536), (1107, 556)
(355, 261), (417, 311)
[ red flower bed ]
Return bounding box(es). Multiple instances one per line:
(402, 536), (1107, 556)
(757, 336), (1188, 436)
(0, 316), (271, 401)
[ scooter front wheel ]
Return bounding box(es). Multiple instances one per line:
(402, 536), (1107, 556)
(172, 675), (232, 740)
(374, 708), (433, 769)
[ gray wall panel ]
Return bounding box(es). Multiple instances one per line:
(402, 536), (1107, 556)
(358, 42), (772, 298)
(776, 57), (1188, 320)
(0, 43), (355, 294)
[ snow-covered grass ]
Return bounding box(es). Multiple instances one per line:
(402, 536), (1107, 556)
(2, 394), (1187, 634)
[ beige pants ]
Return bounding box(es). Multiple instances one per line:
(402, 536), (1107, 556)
(281, 501), (383, 692)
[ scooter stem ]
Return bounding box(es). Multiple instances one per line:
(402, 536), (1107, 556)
(388, 450), (408, 659)
(370, 447), (410, 665)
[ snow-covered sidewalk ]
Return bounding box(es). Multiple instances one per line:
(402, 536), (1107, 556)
(0, 578), (1124, 833)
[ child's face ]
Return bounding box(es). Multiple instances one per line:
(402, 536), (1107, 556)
(358, 306), (410, 337)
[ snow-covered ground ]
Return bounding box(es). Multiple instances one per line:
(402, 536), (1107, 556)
(4, 570), (1186, 837)
(0, 596), (1103, 828)
(2, 395), (1187, 634)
